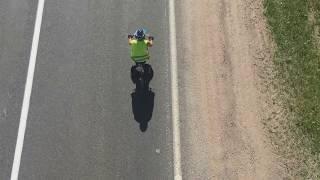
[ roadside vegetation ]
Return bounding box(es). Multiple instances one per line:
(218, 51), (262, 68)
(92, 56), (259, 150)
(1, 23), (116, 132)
(264, 0), (320, 178)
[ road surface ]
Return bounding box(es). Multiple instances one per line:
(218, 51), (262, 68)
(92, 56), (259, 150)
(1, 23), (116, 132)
(0, 0), (286, 179)
(0, 0), (38, 179)
(2, 0), (173, 179)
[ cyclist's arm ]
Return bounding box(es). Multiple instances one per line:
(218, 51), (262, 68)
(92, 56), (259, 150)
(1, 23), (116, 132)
(146, 39), (153, 47)
(128, 38), (133, 45)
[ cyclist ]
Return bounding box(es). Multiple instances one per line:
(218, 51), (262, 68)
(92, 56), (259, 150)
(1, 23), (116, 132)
(128, 29), (154, 84)
(128, 28), (153, 63)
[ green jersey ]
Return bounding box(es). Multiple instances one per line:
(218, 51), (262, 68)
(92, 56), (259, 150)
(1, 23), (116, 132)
(129, 39), (150, 62)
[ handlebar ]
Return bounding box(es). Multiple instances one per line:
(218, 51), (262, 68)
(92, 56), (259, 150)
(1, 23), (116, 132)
(128, 34), (154, 41)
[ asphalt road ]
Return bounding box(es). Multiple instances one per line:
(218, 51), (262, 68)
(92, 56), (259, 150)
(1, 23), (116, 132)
(0, 0), (38, 179)
(1, 0), (174, 179)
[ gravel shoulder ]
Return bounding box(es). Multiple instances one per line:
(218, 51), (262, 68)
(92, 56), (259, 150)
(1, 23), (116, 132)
(176, 0), (286, 179)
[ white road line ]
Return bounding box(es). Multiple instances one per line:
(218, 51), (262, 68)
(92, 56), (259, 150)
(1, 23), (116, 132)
(10, 0), (45, 179)
(168, 0), (182, 180)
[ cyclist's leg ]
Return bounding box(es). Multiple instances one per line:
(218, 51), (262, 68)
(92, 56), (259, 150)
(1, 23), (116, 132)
(146, 64), (153, 82)
(131, 64), (138, 83)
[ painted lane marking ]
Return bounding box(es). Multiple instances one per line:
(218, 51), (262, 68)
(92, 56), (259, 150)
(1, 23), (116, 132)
(10, 0), (45, 179)
(168, 0), (182, 180)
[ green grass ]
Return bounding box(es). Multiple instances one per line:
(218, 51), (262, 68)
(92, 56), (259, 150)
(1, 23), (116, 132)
(264, 0), (320, 154)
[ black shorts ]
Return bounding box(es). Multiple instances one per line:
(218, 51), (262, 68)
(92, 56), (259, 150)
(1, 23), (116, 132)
(131, 63), (153, 83)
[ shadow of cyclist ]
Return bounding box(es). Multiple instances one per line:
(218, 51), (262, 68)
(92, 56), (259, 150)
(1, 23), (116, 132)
(130, 64), (155, 132)
(131, 89), (155, 132)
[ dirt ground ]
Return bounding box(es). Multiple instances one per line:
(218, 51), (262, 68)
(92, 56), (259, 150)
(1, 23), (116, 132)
(176, 0), (287, 179)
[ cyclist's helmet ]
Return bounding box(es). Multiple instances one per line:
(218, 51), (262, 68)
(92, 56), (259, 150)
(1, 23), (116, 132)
(134, 29), (145, 41)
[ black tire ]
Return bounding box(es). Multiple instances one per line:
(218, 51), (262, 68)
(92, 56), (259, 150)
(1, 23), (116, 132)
(136, 78), (146, 95)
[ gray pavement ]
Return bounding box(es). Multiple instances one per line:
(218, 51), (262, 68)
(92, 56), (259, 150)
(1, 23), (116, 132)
(14, 0), (173, 179)
(0, 0), (38, 179)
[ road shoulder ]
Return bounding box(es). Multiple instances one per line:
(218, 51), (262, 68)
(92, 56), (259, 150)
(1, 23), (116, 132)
(176, 0), (286, 179)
